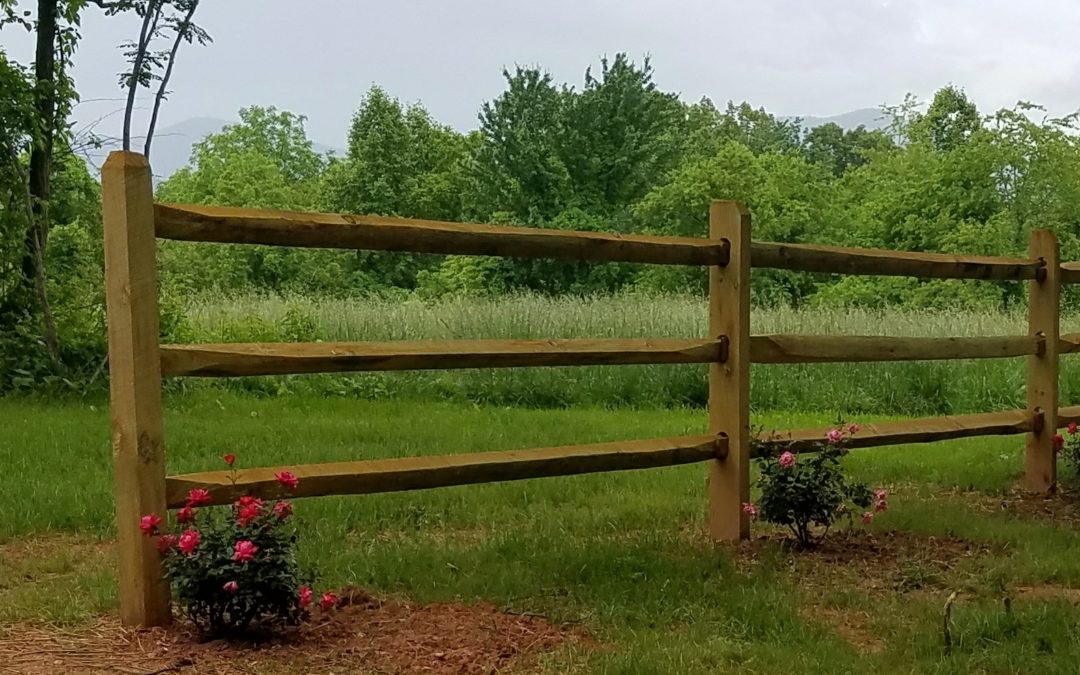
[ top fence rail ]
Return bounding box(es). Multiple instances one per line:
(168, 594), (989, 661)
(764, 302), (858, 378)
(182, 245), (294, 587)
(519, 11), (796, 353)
(155, 202), (1052, 282)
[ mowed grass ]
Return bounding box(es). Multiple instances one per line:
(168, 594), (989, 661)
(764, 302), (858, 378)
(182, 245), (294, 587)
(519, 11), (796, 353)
(178, 293), (1080, 414)
(6, 392), (1080, 672)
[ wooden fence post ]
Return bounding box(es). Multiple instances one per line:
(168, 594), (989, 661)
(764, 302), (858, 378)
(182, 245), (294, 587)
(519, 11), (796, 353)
(102, 151), (171, 626)
(1026, 229), (1060, 492)
(708, 201), (751, 541)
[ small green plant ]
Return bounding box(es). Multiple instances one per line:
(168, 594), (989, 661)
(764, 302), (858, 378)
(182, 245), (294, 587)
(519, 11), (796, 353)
(140, 454), (338, 637)
(744, 423), (886, 547)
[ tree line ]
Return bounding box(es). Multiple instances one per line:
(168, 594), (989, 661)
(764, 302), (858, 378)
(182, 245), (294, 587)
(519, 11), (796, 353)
(6, 48), (1080, 389)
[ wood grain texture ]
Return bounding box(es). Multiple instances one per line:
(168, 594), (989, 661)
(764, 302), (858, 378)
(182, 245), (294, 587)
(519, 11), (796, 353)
(154, 203), (729, 266)
(102, 151), (170, 627)
(750, 334), (1039, 363)
(1060, 262), (1080, 285)
(160, 338), (727, 377)
(708, 201), (751, 541)
(165, 434), (727, 507)
(750, 241), (1041, 280)
(1058, 333), (1080, 354)
(1026, 229), (1060, 492)
(752, 409), (1037, 455)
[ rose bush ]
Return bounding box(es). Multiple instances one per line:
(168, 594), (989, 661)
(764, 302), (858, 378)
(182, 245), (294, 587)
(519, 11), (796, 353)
(140, 455), (334, 637)
(743, 423), (886, 547)
(1058, 422), (1080, 477)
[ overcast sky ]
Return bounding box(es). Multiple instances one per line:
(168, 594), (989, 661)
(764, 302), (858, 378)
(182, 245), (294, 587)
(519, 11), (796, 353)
(3, 0), (1080, 146)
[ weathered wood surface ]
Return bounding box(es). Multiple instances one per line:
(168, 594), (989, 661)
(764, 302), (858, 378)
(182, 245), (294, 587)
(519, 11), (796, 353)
(1057, 333), (1080, 353)
(750, 334), (1039, 363)
(154, 203), (729, 266)
(160, 338), (727, 377)
(165, 434), (727, 507)
(708, 201), (752, 541)
(1060, 262), (1080, 285)
(1026, 229), (1060, 492)
(102, 151), (171, 627)
(751, 409), (1037, 455)
(750, 241), (1041, 280)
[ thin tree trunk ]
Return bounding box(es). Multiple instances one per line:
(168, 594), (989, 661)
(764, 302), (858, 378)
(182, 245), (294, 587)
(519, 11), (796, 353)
(122, 0), (163, 152)
(21, 0), (63, 371)
(144, 1), (198, 159)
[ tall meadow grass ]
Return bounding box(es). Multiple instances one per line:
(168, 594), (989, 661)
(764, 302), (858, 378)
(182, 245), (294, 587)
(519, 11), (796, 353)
(178, 292), (1080, 414)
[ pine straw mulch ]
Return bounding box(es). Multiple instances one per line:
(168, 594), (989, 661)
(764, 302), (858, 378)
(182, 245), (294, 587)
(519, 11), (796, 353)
(0, 587), (590, 674)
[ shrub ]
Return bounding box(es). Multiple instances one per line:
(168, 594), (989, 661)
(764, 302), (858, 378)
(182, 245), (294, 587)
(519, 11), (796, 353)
(141, 456), (328, 637)
(745, 424), (886, 547)
(1058, 423), (1080, 478)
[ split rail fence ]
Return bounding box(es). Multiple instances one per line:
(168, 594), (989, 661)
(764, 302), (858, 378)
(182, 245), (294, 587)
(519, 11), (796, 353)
(102, 150), (1080, 626)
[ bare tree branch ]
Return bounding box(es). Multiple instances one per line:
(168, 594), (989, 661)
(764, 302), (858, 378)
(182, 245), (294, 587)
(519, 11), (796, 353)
(144, 0), (200, 158)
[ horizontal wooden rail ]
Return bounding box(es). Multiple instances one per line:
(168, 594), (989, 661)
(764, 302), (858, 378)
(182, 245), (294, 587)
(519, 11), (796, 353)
(1060, 263), (1080, 285)
(160, 338), (727, 377)
(165, 434), (727, 507)
(1057, 333), (1080, 354)
(751, 408), (1038, 455)
(154, 203), (729, 266)
(1056, 405), (1080, 426)
(751, 241), (1042, 280)
(750, 334), (1039, 363)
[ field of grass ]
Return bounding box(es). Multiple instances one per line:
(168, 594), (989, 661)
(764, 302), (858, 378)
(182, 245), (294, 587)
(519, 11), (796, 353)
(177, 293), (1080, 414)
(6, 392), (1080, 672)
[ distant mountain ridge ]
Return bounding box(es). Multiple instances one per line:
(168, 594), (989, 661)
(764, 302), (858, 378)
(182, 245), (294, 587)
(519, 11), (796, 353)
(83, 108), (888, 183)
(782, 107), (889, 132)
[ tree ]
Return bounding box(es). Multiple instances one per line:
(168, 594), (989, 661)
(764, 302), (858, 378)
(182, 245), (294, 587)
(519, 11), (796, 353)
(561, 54), (685, 213)
(803, 122), (894, 176)
(468, 66), (572, 221)
(913, 85), (981, 153)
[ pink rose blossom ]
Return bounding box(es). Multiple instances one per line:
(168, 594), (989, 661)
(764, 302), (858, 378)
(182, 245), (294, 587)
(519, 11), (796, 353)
(237, 495), (263, 508)
(178, 529), (201, 555)
(1054, 434), (1065, 452)
(741, 502), (758, 520)
(176, 506), (196, 524)
(274, 501), (293, 520)
(778, 451), (796, 469)
(186, 488), (211, 507)
(237, 503), (261, 527)
(223, 581), (238, 594)
(827, 428), (844, 444)
(1069, 422), (1078, 436)
(224, 454), (236, 466)
(320, 591), (339, 611)
(862, 512), (874, 525)
(156, 534), (177, 554)
(233, 539), (259, 563)
(275, 471), (299, 491)
(140, 513), (162, 537)
(299, 585), (313, 610)
(848, 423), (860, 435)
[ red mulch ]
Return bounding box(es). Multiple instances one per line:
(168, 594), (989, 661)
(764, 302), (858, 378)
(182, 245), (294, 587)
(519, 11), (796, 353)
(0, 587), (588, 674)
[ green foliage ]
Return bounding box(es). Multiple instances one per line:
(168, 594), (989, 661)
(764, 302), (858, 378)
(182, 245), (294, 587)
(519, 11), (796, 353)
(752, 426), (875, 547)
(153, 462), (313, 637)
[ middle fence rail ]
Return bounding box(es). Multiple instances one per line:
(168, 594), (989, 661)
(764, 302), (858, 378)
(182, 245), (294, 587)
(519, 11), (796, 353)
(100, 149), (1075, 626)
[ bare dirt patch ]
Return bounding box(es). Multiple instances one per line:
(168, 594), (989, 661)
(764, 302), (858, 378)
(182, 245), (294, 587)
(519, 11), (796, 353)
(732, 529), (1003, 654)
(941, 484), (1080, 526)
(0, 587), (589, 674)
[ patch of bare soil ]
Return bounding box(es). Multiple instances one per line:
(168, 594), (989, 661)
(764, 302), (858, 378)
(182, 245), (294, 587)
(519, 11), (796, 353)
(733, 529), (1003, 654)
(942, 484), (1080, 526)
(0, 587), (589, 675)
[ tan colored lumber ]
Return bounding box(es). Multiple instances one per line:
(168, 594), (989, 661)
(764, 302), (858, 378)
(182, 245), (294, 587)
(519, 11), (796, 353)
(750, 241), (1041, 280)
(1058, 333), (1080, 354)
(1060, 262), (1080, 285)
(154, 203), (728, 266)
(102, 151), (170, 627)
(1057, 405), (1080, 426)
(1027, 229), (1060, 491)
(708, 201), (751, 542)
(165, 434), (727, 507)
(160, 338), (727, 377)
(750, 334), (1038, 363)
(751, 409), (1037, 455)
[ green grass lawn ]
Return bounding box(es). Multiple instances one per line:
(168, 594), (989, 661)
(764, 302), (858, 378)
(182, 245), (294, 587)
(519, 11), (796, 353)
(4, 392), (1080, 673)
